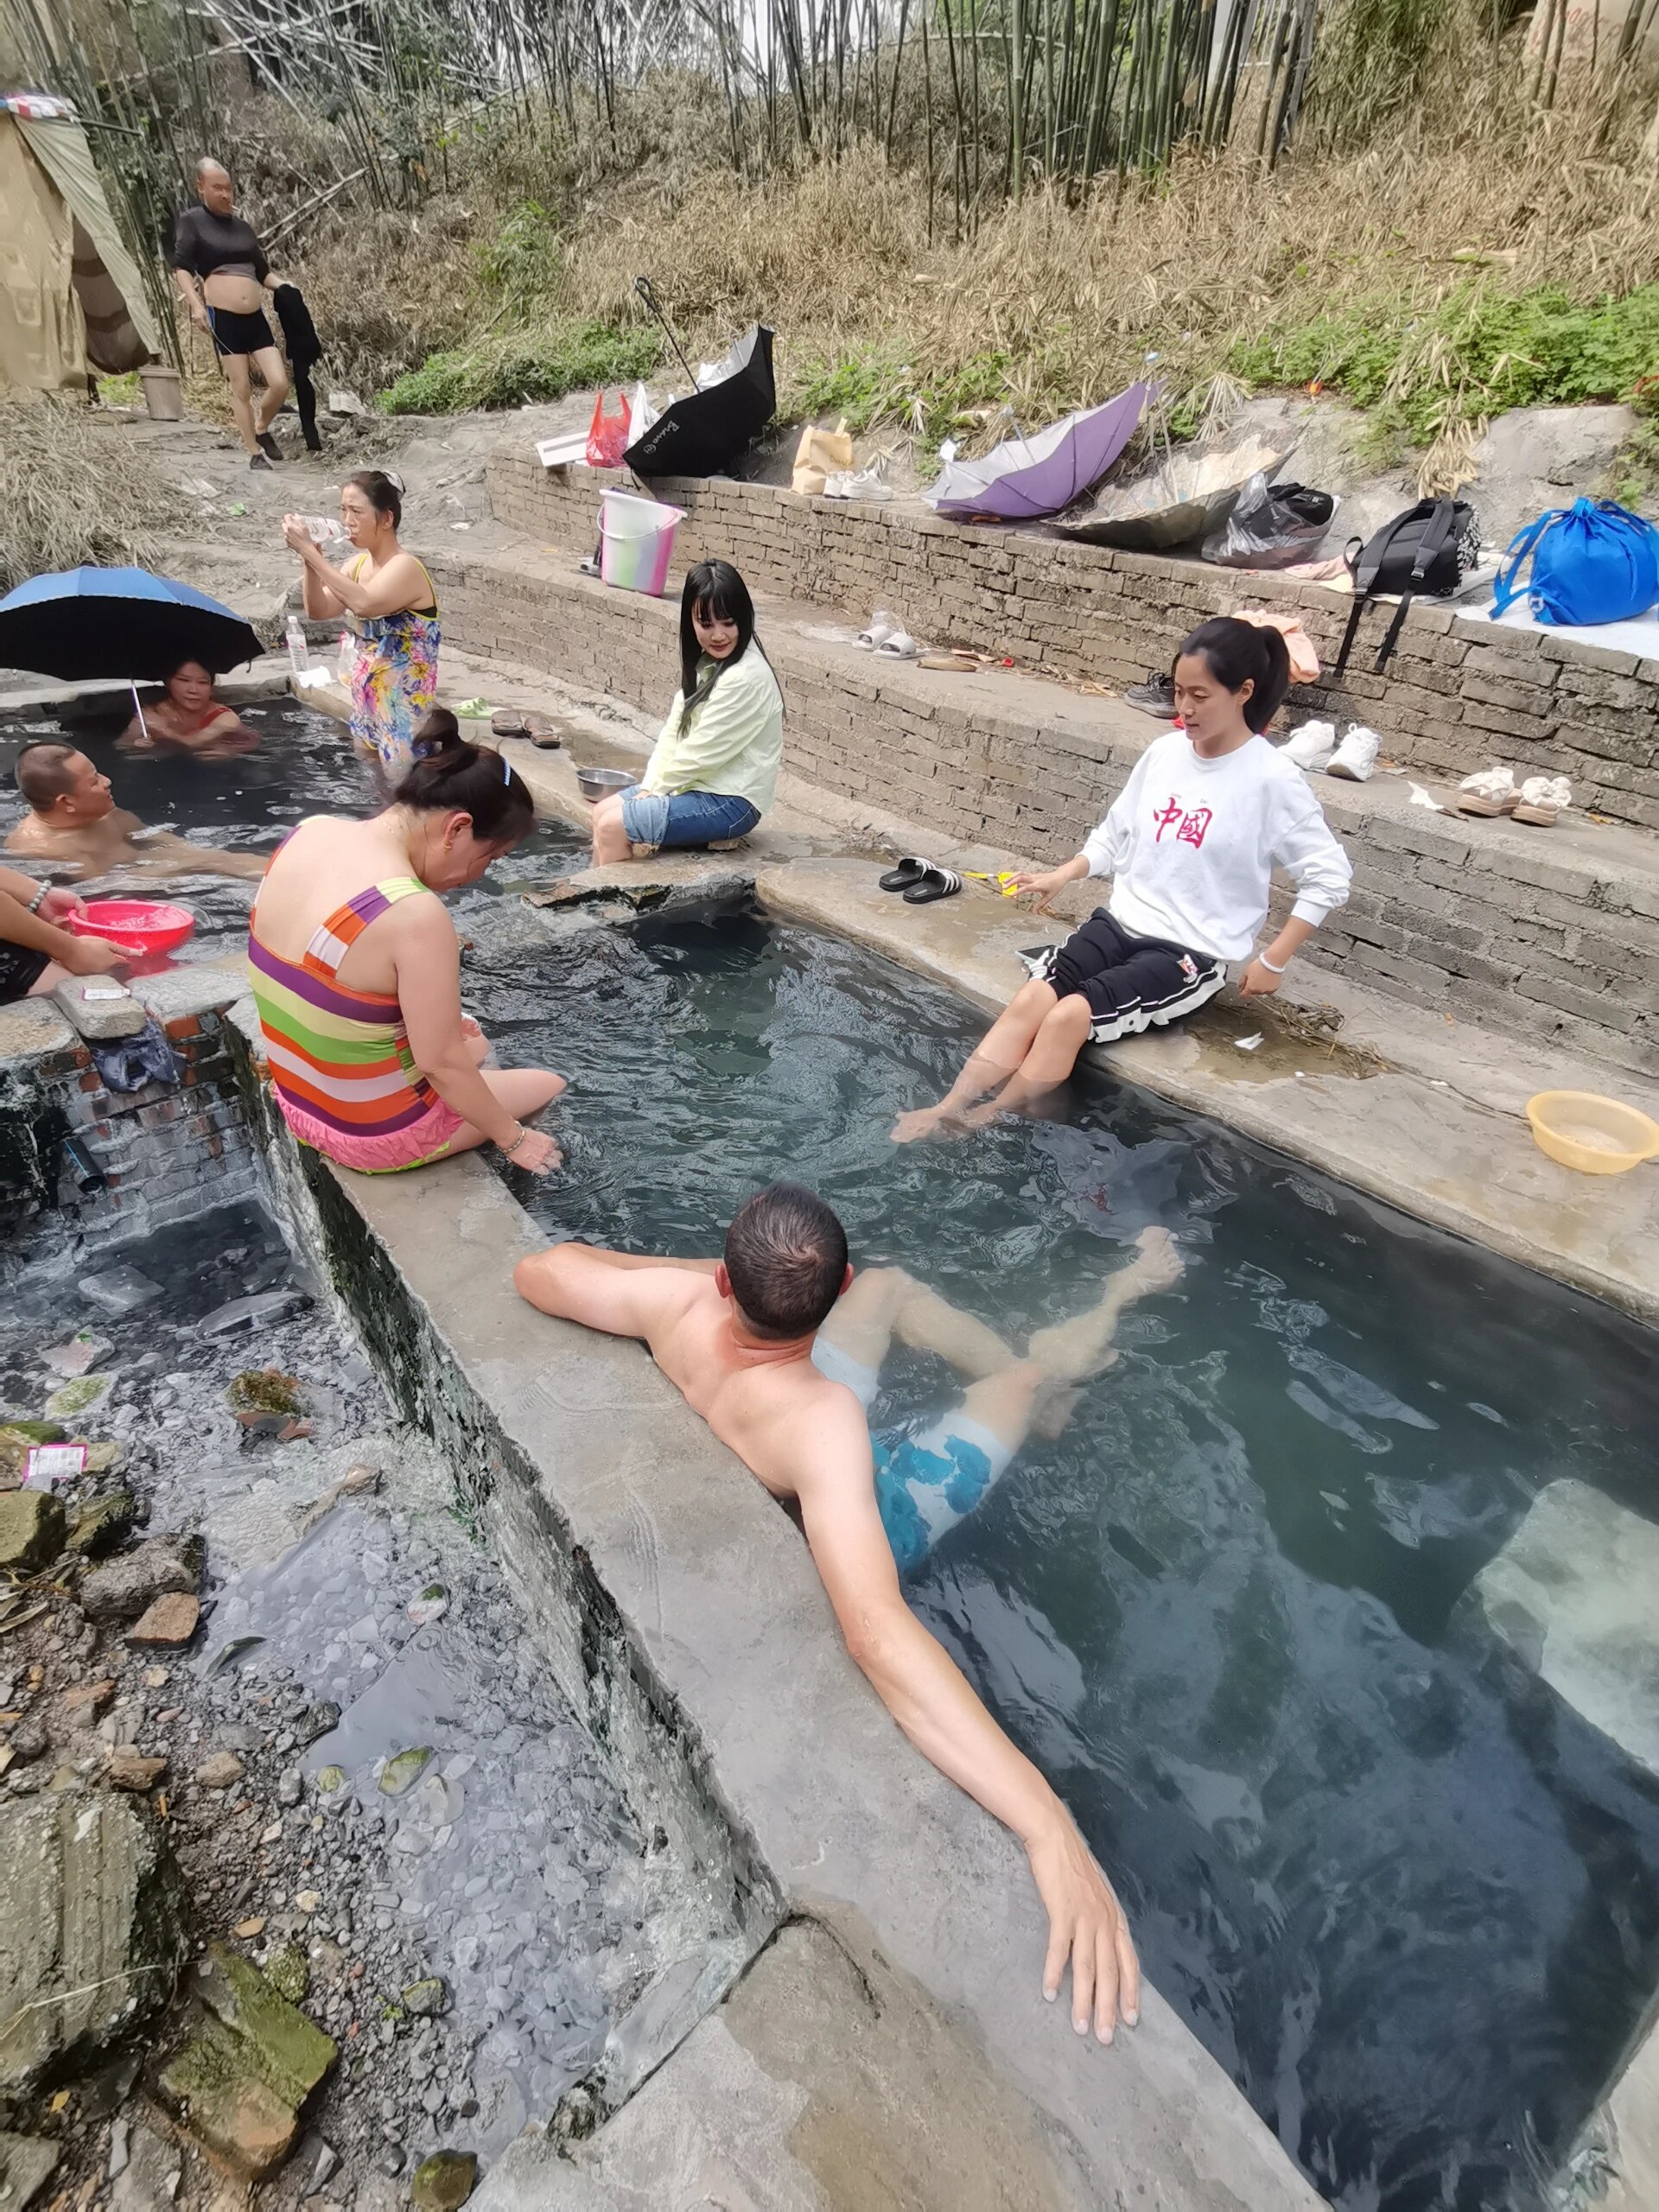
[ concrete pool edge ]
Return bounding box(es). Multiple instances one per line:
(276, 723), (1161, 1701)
(228, 1031), (1324, 2209)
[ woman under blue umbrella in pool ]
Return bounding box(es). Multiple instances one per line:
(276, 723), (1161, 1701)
(588, 560), (783, 865)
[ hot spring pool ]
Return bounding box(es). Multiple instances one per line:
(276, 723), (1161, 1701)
(0, 696), (584, 957)
(467, 900), (1659, 2212)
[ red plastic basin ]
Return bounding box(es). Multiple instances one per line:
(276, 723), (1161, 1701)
(67, 900), (195, 957)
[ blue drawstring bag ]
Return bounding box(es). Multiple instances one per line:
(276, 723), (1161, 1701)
(1491, 498), (1659, 628)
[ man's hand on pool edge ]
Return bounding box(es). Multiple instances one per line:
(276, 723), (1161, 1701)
(1028, 1810), (1141, 2044)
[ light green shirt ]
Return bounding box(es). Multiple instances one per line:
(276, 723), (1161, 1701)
(641, 644), (783, 817)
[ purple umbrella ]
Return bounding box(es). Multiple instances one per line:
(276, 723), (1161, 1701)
(925, 380), (1154, 522)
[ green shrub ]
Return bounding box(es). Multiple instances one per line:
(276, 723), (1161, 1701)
(379, 322), (659, 414)
(1233, 283), (1659, 442)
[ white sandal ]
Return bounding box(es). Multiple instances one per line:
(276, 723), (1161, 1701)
(1512, 773), (1572, 826)
(875, 629), (921, 661)
(856, 609), (898, 651)
(1456, 766), (1518, 817)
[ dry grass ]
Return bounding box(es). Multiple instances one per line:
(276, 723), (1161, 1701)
(550, 65), (1659, 448)
(0, 395), (191, 594)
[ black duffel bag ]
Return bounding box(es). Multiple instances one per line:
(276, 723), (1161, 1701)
(1201, 474), (1338, 569)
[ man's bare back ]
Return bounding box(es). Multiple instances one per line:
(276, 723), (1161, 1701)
(9, 743), (264, 882)
(514, 1187), (1143, 2046)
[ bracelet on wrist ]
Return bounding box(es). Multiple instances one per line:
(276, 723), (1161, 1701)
(27, 883), (48, 915)
(1256, 950), (1287, 974)
(500, 1125), (529, 1159)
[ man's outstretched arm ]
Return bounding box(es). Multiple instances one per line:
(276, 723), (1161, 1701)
(795, 1408), (1140, 2044)
(513, 1241), (715, 1338)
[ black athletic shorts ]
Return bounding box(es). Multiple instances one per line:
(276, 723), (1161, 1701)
(1024, 908), (1227, 1044)
(0, 940), (52, 1005)
(207, 303), (273, 358)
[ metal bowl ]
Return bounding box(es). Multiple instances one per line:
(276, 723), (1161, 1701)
(575, 766), (638, 804)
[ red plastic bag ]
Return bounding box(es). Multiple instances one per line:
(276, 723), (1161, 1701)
(586, 389), (630, 468)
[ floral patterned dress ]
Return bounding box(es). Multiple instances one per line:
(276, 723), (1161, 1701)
(346, 555), (440, 778)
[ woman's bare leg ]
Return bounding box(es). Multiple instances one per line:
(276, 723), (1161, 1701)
(957, 994), (1095, 1127)
(221, 353), (258, 455)
(442, 1069), (567, 1160)
(590, 793), (632, 865)
(251, 346), (289, 436)
(891, 977), (1062, 1143)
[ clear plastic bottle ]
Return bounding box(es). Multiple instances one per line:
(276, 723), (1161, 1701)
(336, 631), (358, 685)
(284, 615), (308, 676)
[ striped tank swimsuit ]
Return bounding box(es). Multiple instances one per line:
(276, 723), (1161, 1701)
(247, 877), (465, 1173)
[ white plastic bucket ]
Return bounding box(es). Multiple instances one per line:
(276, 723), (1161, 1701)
(599, 489), (685, 597)
(137, 363), (183, 422)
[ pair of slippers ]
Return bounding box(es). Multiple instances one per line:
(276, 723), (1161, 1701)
(879, 855), (962, 904)
(492, 709), (562, 749)
(856, 612), (923, 659)
(1457, 766), (1572, 824)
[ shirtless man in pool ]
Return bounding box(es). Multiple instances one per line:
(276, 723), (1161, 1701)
(515, 1183), (1183, 2043)
(8, 743), (264, 880)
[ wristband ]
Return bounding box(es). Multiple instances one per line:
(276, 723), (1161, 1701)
(501, 1125), (530, 1160)
(1255, 950), (1287, 974)
(27, 883), (48, 914)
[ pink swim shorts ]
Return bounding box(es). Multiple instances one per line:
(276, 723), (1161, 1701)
(275, 1092), (468, 1174)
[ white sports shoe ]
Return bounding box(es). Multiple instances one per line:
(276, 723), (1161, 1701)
(1326, 725), (1381, 782)
(1281, 720), (1337, 772)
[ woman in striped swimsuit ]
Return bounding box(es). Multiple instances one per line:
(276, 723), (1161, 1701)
(248, 729), (563, 1176)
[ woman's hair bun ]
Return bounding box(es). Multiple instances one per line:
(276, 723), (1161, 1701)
(391, 726), (534, 845)
(412, 707), (461, 757)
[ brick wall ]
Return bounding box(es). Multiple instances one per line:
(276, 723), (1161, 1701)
(436, 543), (1659, 1078)
(487, 450), (1659, 833)
(0, 1007), (258, 1248)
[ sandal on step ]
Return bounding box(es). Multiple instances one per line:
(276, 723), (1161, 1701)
(523, 712), (562, 749)
(856, 610), (898, 651)
(878, 855), (932, 892)
(903, 863), (963, 905)
(492, 709), (528, 738)
(876, 630), (922, 661)
(1456, 766), (1518, 817)
(1512, 774), (1572, 826)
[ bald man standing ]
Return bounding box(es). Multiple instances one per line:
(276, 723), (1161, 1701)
(170, 158), (289, 468)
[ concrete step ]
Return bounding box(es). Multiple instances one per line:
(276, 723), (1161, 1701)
(430, 538), (1659, 1081)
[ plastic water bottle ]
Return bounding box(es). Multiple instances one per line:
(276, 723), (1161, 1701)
(302, 513), (346, 545)
(284, 615), (308, 676)
(336, 631), (357, 685)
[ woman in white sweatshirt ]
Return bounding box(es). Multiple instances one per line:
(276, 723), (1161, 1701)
(892, 617), (1351, 1141)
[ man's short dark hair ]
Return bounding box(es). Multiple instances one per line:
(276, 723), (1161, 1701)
(15, 742), (79, 810)
(724, 1183), (848, 1339)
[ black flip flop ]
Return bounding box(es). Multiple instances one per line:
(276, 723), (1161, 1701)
(903, 865), (963, 905)
(878, 855), (931, 893)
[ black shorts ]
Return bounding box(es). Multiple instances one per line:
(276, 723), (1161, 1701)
(0, 940), (52, 1005)
(1025, 908), (1227, 1044)
(207, 303), (273, 358)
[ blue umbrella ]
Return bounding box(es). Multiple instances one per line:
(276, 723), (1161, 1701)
(0, 567), (264, 682)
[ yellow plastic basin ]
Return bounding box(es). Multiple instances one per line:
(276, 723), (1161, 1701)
(1526, 1090), (1659, 1175)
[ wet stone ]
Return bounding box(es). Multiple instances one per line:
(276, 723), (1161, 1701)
(67, 1490), (139, 1558)
(129, 1593), (201, 1648)
(78, 1265), (162, 1315)
(410, 2149), (477, 2211)
(0, 1491), (66, 1576)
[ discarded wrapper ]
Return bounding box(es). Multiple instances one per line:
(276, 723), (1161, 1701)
(25, 1440), (87, 1490)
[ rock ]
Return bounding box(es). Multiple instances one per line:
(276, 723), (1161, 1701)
(142, 1668), (169, 1689)
(264, 1947), (308, 2005)
(316, 1765), (346, 1794)
(79, 1540), (200, 1624)
(1465, 1478), (1659, 1777)
(294, 1890), (321, 1915)
(307, 2138), (340, 2192)
(234, 1916), (266, 1938)
(295, 1701), (341, 1748)
(402, 1975), (449, 2018)
(378, 1748), (433, 1798)
(407, 1585), (448, 1629)
(79, 1265), (162, 1315)
(6, 1719), (48, 1764)
(108, 2120), (182, 2212)
(107, 2115), (130, 2178)
(194, 1751), (245, 1791)
(42, 1332), (111, 1380)
(226, 1370), (305, 1433)
(197, 1291), (306, 1338)
(58, 1678), (117, 1721)
(410, 2150), (478, 2211)
(0, 1491), (67, 1576)
(159, 1942), (337, 2179)
(107, 1749), (168, 1792)
(80, 1440), (123, 1477)
(276, 1768), (303, 1808)
(44, 1375), (111, 1421)
(128, 1594), (201, 1648)
(0, 1795), (191, 2094)
(67, 1491), (139, 1559)
(0, 2132), (60, 2210)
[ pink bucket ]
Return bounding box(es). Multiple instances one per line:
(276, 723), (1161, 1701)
(599, 489), (685, 596)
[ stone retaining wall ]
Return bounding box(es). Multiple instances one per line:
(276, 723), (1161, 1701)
(437, 544), (1659, 1080)
(487, 448), (1659, 832)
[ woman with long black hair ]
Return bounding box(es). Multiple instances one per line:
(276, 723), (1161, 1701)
(590, 560), (784, 863)
(893, 615), (1352, 1141)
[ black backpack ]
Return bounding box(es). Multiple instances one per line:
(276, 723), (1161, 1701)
(1333, 497), (1480, 676)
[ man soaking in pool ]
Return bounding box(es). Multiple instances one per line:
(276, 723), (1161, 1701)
(515, 1184), (1183, 2045)
(8, 743), (265, 881)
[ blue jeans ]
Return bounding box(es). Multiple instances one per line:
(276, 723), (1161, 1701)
(619, 788), (760, 851)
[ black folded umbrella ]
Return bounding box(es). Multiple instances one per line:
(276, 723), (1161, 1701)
(624, 325), (776, 480)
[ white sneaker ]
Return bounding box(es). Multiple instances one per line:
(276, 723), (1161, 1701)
(1326, 725), (1381, 782)
(1281, 720), (1337, 772)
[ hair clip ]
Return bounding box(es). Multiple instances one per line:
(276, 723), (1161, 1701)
(500, 753), (511, 785)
